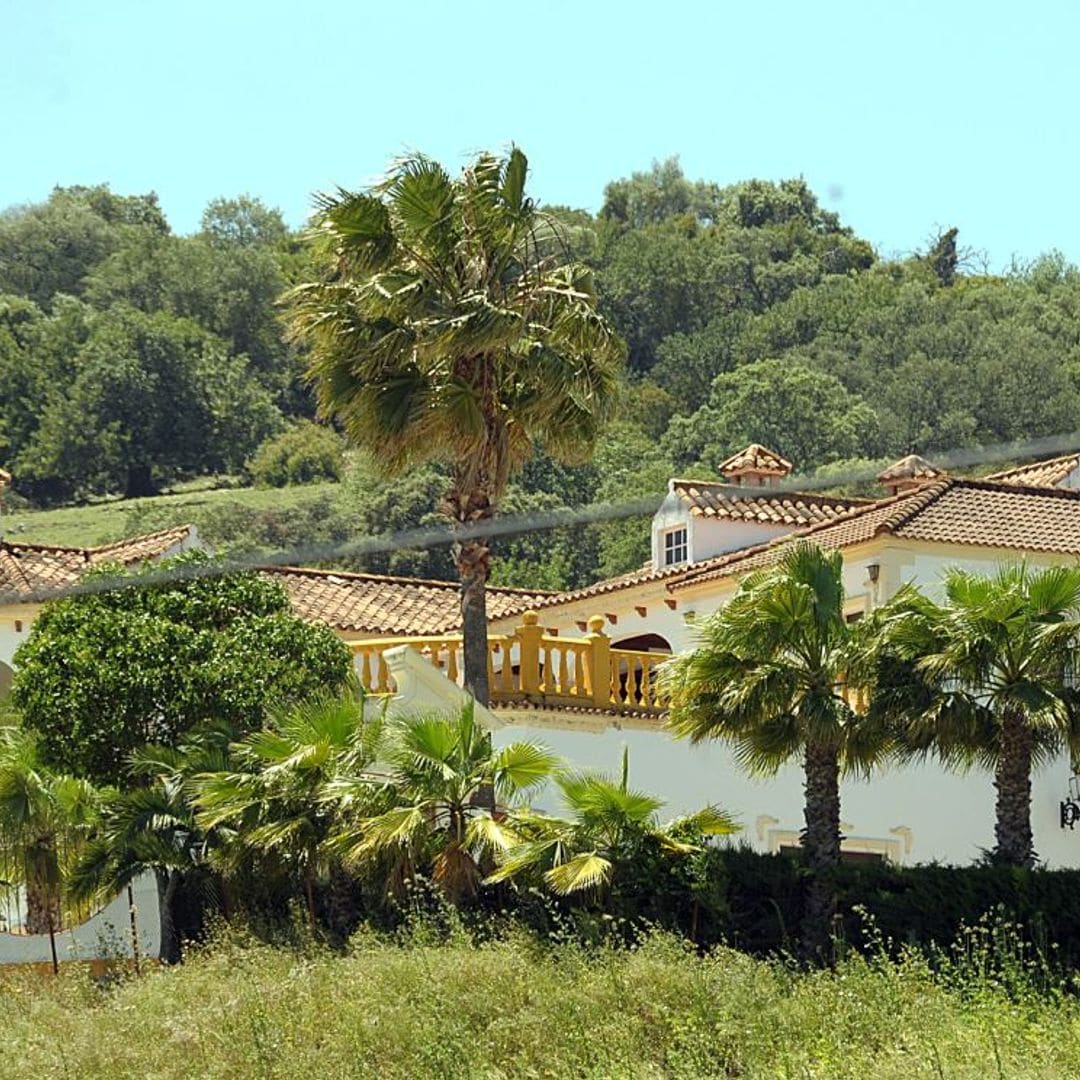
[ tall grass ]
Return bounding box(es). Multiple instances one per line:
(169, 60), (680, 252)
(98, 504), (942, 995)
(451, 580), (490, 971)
(2, 921), (1079, 1079)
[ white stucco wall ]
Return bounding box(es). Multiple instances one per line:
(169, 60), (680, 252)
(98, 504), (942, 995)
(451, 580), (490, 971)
(492, 721), (1080, 867)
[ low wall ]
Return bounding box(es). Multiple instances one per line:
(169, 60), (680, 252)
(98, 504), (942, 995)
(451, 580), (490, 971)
(0, 873), (161, 968)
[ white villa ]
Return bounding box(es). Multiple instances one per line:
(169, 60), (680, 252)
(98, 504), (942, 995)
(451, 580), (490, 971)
(6, 446), (1080, 870)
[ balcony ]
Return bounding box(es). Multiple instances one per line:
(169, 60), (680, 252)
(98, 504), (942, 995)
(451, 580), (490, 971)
(348, 612), (670, 717)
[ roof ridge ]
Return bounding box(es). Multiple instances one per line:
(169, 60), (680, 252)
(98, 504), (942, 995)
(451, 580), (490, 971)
(985, 451), (1080, 481)
(90, 524), (194, 554)
(672, 479), (872, 506)
(873, 477), (953, 535)
(3, 523), (194, 559)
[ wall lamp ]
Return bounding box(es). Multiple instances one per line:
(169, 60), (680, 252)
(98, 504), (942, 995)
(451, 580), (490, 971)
(866, 563), (881, 584)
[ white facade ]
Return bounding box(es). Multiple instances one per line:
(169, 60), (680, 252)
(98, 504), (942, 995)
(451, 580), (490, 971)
(487, 509), (1080, 869)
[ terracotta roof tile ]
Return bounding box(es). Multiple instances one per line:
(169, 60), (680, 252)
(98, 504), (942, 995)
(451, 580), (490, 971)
(674, 479), (1080, 590)
(984, 453), (1080, 489)
(672, 480), (868, 525)
(261, 565), (554, 636)
(0, 525), (196, 602)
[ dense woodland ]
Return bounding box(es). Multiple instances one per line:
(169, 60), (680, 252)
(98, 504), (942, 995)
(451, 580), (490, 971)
(3, 160), (1080, 588)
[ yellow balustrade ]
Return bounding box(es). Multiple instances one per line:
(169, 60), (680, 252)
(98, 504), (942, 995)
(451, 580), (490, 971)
(346, 611), (672, 715)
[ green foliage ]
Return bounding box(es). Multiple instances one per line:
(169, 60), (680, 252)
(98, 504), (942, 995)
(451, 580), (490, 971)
(247, 421), (344, 488)
(324, 704), (560, 905)
(664, 357), (882, 472)
(11, 552), (351, 785)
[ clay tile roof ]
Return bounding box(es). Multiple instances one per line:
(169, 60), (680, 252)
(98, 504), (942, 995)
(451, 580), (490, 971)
(716, 443), (792, 477)
(261, 565), (555, 636)
(877, 454), (945, 484)
(673, 478), (1080, 590)
(672, 480), (868, 525)
(984, 452), (1080, 489)
(0, 525), (196, 602)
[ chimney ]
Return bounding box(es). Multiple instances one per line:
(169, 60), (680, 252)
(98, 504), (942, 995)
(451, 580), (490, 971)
(877, 454), (945, 496)
(717, 443), (792, 488)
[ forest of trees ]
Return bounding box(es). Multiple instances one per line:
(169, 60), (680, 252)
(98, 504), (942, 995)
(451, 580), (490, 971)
(3, 161), (1080, 588)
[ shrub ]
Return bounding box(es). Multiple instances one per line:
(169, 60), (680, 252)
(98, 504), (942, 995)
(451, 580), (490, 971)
(248, 421), (344, 487)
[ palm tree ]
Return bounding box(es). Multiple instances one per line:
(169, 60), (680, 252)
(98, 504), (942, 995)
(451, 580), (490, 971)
(286, 147), (625, 704)
(194, 692), (380, 932)
(68, 728), (230, 963)
(868, 563), (1080, 868)
(487, 747), (737, 897)
(325, 703), (559, 904)
(659, 542), (892, 962)
(0, 724), (98, 944)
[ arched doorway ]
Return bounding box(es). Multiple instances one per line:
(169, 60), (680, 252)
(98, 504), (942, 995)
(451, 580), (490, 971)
(610, 634), (672, 707)
(611, 633), (672, 654)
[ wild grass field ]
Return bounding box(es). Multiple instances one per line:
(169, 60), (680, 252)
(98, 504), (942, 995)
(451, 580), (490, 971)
(3, 929), (1078, 1079)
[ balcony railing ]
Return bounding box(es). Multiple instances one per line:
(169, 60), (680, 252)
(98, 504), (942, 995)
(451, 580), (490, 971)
(349, 612), (670, 714)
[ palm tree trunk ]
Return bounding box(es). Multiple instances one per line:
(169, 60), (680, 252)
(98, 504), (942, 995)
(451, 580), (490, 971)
(801, 740), (841, 964)
(157, 869), (183, 964)
(24, 844), (60, 936)
(455, 537), (492, 707)
(994, 708), (1035, 867)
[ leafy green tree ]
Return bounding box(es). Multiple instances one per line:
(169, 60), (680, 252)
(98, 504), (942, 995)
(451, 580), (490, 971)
(248, 420), (344, 487)
(0, 185), (167, 307)
(0, 724), (99, 936)
(869, 565), (1080, 868)
(19, 305), (281, 497)
(489, 748), (736, 896)
(660, 543), (890, 961)
(287, 148), (625, 703)
(664, 358), (880, 472)
(326, 704), (558, 904)
(12, 553), (352, 785)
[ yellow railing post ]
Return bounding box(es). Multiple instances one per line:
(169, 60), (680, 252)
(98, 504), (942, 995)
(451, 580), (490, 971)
(516, 611), (543, 695)
(584, 615), (612, 707)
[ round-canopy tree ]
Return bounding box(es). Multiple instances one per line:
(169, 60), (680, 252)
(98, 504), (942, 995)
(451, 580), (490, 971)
(286, 147), (625, 704)
(12, 551), (352, 785)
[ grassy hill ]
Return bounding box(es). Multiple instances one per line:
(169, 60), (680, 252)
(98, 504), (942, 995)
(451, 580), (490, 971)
(3, 480), (342, 550)
(3, 931), (1078, 1078)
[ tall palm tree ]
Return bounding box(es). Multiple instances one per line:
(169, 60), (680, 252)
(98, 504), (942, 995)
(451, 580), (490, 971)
(487, 748), (737, 896)
(194, 692), (380, 931)
(286, 147), (625, 703)
(659, 542), (891, 962)
(868, 563), (1080, 868)
(0, 724), (99, 938)
(325, 703), (559, 904)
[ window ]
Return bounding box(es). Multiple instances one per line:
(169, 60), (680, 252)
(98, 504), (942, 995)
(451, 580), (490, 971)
(663, 527), (688, 566)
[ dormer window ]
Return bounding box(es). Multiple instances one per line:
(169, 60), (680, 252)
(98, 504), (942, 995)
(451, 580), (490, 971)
(663, 526), (688, 567)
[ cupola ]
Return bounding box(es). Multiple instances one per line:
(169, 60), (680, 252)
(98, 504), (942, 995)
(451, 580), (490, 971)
(716, 443), (792, 488)
(877, 454), (945, 496)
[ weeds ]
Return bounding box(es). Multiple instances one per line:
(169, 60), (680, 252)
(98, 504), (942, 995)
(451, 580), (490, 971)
(1, 916), (1079, 1078)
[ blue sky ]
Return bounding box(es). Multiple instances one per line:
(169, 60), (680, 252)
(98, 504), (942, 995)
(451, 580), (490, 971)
(2, 0), (1075, 268)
